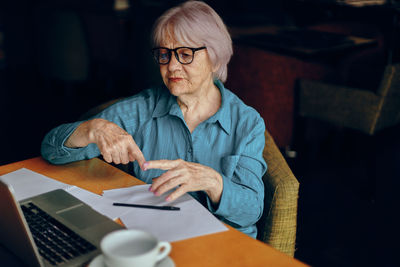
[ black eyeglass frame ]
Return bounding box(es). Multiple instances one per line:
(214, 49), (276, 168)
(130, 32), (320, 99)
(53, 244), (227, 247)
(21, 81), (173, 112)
(151, 46), (206, 65)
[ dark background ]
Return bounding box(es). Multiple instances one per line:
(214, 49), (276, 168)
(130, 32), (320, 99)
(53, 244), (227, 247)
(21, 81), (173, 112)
(1, 0), (398, 266)
(0, 0), (398, 165)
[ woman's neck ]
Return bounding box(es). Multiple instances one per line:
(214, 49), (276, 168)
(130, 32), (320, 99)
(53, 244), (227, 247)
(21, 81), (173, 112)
(177, 82), (221, 133)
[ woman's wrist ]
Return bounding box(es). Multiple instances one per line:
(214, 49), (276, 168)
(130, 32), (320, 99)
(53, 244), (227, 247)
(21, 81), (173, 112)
(205, 172), (223, 204)
(64, 119), (97, 148)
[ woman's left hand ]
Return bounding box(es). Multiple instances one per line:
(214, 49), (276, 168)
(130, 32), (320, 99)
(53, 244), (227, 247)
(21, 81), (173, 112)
(143, 159), (223, 204)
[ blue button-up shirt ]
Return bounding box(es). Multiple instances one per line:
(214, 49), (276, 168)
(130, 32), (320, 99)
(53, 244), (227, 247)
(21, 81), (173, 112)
(41, 80), (267, 237)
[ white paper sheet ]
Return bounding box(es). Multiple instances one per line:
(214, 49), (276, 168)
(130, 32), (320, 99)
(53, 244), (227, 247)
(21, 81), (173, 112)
(0, 168), (130, 220)
(103, 184), (228, 242)
(0, 168), (73, 201)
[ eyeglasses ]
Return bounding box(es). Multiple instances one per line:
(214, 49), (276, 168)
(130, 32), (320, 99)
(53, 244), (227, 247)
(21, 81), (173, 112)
(151, 46), (206, 65)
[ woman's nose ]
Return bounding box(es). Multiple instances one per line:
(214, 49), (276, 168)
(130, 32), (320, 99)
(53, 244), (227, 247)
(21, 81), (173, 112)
(167, 52), (181, 71)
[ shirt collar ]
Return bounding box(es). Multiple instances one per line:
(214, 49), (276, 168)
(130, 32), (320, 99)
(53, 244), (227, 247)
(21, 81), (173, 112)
(207, 79), (231, 135)
(152, 86), (181, 118)
(152, 80), (231, 135)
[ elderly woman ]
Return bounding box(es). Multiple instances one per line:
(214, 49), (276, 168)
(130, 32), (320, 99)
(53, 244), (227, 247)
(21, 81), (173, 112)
(41, 1), (267, 238)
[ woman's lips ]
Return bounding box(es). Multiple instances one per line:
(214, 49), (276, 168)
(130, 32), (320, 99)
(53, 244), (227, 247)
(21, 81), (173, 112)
(169, 77), (183, 82)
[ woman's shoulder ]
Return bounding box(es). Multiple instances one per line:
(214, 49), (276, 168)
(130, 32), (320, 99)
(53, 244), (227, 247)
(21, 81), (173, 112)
(97, 86), (165, 119)
(121, 86), (164, 104)
(221, 87), (265, 137)
(223, 87), (262, 120)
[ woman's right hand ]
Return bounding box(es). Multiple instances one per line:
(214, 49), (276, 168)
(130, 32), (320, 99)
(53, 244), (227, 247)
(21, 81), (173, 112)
(64, 118), (146, 168)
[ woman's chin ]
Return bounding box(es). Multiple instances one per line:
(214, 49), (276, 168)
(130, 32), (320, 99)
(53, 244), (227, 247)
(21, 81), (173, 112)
(167, 84), (189, 96)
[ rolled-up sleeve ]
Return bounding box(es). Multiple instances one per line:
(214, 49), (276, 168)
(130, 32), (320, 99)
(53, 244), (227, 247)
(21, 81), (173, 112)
(40, 88), (155, 165)
(41, 121), (101, 164)
(206, 117), (267, 236)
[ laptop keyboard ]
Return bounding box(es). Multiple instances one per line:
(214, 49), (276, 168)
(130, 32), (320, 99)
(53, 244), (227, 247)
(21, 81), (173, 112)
(21, 202), (96, 266)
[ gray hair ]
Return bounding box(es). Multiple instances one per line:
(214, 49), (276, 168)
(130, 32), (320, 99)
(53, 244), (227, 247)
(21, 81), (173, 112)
(152, 1), (233, 82)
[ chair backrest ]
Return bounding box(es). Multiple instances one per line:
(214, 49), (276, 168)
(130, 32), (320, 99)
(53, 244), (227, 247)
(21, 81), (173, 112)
(374, 63), (400, 132)
(79, 98), (122, 120)
(257, 130), (299, 257)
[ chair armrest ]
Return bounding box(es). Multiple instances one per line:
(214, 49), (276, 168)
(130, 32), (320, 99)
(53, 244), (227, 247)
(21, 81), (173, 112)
(257, 130), (299, 257)
(298, 79), (382, 134)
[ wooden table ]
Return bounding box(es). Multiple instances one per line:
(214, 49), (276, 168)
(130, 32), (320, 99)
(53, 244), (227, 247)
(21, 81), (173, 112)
(0, 157), (309, 267)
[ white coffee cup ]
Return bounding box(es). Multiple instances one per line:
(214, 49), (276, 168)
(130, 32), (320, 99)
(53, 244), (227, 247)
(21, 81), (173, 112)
(100, 229), (171, 267)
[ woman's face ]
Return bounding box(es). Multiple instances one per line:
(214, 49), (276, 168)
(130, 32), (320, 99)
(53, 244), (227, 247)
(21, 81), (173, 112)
(158, 40), (215, 98)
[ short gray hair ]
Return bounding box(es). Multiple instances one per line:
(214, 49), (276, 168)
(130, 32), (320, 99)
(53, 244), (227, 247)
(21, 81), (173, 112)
(152, 1), (233, 82)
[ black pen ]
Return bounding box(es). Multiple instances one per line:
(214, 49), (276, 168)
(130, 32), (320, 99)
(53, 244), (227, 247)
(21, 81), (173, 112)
(113, 202), (180, 211)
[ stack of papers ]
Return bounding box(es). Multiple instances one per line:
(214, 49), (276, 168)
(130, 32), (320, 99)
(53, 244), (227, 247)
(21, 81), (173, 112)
(0, 168), (227, 242)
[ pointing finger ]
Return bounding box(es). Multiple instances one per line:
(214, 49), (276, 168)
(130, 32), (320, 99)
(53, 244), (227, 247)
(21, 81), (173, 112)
(143, 159), (181, 171)
(134, 149), (146, 169)
(127, 142), (146, 169)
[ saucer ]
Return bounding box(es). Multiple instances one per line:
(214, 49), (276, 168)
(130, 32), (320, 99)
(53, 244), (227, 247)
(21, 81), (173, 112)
(88, 254), (175, 267)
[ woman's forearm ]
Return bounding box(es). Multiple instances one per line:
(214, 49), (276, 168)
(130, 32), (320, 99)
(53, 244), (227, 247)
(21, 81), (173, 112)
(64, 119), (102, 148)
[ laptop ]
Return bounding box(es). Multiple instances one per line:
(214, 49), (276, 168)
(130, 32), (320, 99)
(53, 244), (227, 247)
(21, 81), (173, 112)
(0, 179), (123, 267)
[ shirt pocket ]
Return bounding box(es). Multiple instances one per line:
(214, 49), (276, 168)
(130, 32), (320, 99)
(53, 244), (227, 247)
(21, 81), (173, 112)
(220, 155), (240, 178)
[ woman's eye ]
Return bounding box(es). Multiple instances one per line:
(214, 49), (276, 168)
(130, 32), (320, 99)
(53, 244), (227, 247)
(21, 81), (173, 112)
(160, 53), (169, 60)
(179, 52), (191, 59)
